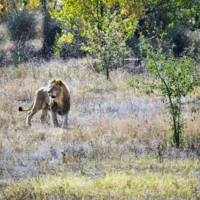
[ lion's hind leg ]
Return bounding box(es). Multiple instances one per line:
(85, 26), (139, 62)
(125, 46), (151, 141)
(27, 108), (39, 126)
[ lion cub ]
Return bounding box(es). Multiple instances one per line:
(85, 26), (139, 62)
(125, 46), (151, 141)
(19, 78), (70, 127)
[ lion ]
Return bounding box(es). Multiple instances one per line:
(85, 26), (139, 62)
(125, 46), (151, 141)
(19, 78), (70, 127)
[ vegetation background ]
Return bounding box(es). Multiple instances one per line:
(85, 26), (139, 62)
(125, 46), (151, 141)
(0, 0), (200, 199)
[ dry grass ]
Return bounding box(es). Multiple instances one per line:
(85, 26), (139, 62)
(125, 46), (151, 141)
(0, 58), (200, 199)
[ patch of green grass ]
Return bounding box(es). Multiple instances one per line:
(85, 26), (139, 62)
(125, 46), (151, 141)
(1, 158), (199, 199)
(1, 172), (198, 199)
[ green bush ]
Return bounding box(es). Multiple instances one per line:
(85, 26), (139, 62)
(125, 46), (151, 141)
(6, 9), (37, 47)
(166, 23), (193, 56)
(59, 29), (86, 59)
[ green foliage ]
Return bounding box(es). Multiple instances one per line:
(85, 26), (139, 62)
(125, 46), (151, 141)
(51, 0), (144, 61)
(140, 0), (200, 38)
(0, 0), (16, 20)
(51, 0), (144, 36)
(166, 23), (193, 56)
(129, 38), (200, 148)
(81, 10), (130, 80)
(52, 27), (87, 59)
(6, 9), (37, 47)
(131, 0), (200, 57)
(167, 130), (186, 147)
(16, 0), (59, 12)
(53, 30), (74, 56)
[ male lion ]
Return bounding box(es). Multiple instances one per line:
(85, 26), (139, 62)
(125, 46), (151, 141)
(19, 78), (70, 127)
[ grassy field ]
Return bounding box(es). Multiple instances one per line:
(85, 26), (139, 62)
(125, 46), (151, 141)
(0, 58), (200, 199)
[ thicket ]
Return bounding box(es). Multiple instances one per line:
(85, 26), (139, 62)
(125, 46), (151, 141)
(1, 0), (200, 64)
(1, 0), (65, 65)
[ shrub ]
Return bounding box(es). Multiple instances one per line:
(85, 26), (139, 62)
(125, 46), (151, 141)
(6, 9), (37, 48)
(126, 34), (141, 58)
(54, 28), (86, 59)
(166, 23), (193, 56)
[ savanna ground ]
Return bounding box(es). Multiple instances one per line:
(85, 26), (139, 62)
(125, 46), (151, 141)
(0, 56), (200, 200)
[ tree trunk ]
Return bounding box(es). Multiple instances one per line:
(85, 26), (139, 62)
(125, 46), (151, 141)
(173, 116), (179, 148)
(106, 64), (109, 80)
(42, 0), (46, 12)
(174, 129), (179, 148)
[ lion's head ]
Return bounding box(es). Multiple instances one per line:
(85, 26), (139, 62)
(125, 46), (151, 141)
(48, 78), (70, 112)
(48, 78), (64, 100)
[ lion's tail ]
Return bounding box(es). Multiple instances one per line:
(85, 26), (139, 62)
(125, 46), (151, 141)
(19, 102), (34, 112)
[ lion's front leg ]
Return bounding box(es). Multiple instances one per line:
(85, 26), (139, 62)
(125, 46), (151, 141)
(62, 113), (68, 128)
(51, 111), (58, 127)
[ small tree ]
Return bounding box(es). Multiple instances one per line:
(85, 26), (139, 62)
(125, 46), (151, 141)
(81, 10), (130, 80)
(129, 38), (200, 148)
